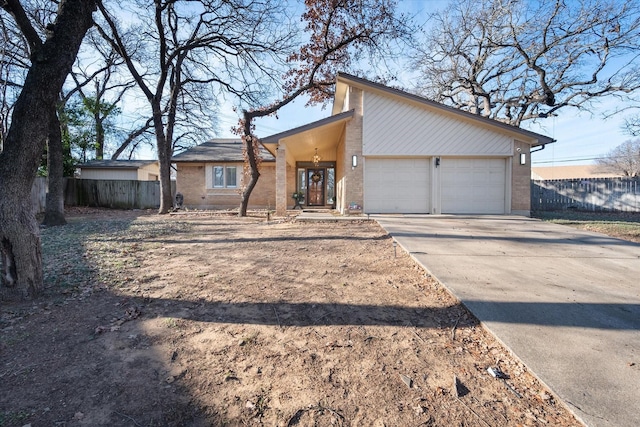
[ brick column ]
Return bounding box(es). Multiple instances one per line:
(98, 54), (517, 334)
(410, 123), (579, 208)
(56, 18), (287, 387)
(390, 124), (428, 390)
(511, 140), (531, 215)
(275, 142), (287, 216)
(342, 87), (364, 214)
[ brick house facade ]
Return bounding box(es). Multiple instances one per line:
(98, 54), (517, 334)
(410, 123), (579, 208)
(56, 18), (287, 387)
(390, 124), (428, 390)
(174, 74), (554, 215)
(173, 139), (277, 210)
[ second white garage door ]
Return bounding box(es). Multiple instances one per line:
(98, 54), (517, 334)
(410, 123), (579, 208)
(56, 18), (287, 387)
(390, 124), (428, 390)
(364, 158), (430, 213)
(441, 158), (506, 214)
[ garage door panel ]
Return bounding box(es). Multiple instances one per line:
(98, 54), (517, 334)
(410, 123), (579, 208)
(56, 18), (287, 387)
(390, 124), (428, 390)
(441, 158), (506, 214)
(365, 158), (430, 213)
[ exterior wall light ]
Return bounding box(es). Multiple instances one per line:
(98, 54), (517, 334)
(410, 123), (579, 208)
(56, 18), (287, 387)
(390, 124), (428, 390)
(352, 155), (358, 168)
(520, 153), (526, 165)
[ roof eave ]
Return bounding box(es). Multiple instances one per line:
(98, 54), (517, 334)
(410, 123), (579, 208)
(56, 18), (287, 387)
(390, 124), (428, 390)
(260, 109), (355, 156)
(335, 72), (555, 146)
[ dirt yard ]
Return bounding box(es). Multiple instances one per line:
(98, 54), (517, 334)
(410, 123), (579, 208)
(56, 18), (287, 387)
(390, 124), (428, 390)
(0, 209), (582, 427)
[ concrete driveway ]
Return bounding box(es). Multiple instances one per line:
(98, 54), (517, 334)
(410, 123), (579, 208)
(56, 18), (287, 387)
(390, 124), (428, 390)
(374, 215), (640, 427)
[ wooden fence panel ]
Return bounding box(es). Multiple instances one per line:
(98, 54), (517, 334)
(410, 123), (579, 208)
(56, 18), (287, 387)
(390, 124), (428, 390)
(31, 178), (176, 213)
(532, 178), (640, 212)
(65, 179), (169, 209)
(31, 177), (47, 214)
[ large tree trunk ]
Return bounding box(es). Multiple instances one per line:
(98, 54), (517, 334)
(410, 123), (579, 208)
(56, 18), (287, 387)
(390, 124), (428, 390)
(0, 195), (42, 299)
(0, 0), (96, 299)
(157, 145), (173, 213)
(152, 103), (173, 214)
(42, 110), (67, 227)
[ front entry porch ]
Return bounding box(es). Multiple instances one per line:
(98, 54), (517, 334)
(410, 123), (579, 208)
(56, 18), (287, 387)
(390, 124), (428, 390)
(260, 109), (361, 216)
(294, 163), (336, 209)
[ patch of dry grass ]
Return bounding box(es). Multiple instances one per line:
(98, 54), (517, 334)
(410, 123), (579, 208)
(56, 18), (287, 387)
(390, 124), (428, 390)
(533, 211), (640, 243)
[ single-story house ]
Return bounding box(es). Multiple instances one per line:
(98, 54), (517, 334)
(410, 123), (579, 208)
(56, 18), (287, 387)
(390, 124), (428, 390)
(264, 73), (555, 216)
(532, 165), (625, 180)
(175, 73), (555, 215)
(172, 139), (276, 210)
(77, 160), (160, 181)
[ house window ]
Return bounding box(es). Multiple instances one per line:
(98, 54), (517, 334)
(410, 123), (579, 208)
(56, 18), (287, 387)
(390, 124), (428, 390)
(212, 165), (237, 188)
(225, 166), (237, 188)
(213, 166), (224, 187)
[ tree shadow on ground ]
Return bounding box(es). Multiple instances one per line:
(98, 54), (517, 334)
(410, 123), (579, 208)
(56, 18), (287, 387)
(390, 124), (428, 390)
(0, 211), (596, 427)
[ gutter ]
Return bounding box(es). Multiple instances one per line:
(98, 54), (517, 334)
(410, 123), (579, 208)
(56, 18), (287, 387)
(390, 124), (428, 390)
(530, 144), (547, 153)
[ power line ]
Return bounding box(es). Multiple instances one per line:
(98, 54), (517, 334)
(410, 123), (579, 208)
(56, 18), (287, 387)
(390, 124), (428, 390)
(532, 156), (605, 164)
(532, 154), (640, 165)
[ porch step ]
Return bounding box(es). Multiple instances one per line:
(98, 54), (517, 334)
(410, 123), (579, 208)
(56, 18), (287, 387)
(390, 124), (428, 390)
(295, 210), (368, 222)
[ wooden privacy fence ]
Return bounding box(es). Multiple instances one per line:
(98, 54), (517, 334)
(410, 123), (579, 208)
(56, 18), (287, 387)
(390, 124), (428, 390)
(32, 177), (176, 212)
(31, 176), (48, 213)
(532, 178), (640, 212)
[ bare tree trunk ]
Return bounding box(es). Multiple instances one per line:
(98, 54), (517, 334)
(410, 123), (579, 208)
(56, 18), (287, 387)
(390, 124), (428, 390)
(42, 110), (67, 227)
(157, 143), (173, 213)
(240, 114), (260, 217)
(95, 119), (104, 160)
(0, 0), (96, 299)
(152, 104), (173, 214)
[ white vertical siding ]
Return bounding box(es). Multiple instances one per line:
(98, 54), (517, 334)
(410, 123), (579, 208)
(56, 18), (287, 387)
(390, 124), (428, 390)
(80, 169), (138, 180)
(362, 91), (512, 156)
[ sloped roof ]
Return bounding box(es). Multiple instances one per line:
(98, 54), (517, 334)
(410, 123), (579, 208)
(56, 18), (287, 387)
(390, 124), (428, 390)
(261, 110), (355, 145)
(171, 139), (275, 162)
(78, 159), (158, 169)
(333, 72), (556, 147)
(260, 110), (355, 158)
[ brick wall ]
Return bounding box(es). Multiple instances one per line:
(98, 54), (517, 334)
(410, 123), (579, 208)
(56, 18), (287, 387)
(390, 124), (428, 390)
(511, 140), (531, 213)
(286, 163), (296, 210)
(176, 162), (276, 210)
(340, 87), (364, 214)
(275, 144), (287, 215)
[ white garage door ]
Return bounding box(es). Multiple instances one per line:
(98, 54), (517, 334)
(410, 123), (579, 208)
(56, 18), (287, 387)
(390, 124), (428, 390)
(364, 158), (430, 213)
(441, 158), (506, 214)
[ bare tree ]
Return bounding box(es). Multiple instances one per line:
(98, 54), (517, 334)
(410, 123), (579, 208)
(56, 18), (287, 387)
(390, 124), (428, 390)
(1, 1), (103, 228)
(623, 113), (640, 137)
(0, 0), (96, 298)
(42, 36), (128, 227)
(0, 4), (29, 151)
(71, 48), (133, 160)
(414, 0), (640, 127)
(111, 116), (154, 159)
(5, 0), (70, 240)
(96, 0), (290, 213)
(236, 0), (412, 216)
(595, 138), (640, 177)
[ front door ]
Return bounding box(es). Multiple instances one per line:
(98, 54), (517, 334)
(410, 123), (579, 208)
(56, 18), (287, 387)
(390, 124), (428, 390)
(307, 169), (325, 206)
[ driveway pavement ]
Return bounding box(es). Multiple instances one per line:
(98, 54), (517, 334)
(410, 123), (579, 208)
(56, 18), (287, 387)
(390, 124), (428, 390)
(374, 215), (640, 427)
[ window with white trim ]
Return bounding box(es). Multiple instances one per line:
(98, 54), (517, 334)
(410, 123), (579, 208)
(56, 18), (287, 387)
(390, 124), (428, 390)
(209, 165), (238, 188)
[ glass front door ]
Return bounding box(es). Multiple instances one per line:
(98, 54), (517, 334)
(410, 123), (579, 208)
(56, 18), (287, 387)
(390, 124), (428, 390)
(307, 169), (325, 206)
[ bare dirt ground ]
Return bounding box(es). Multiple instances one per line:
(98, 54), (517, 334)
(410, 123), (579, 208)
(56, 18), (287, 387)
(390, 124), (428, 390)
(1, 208), (582, 427)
